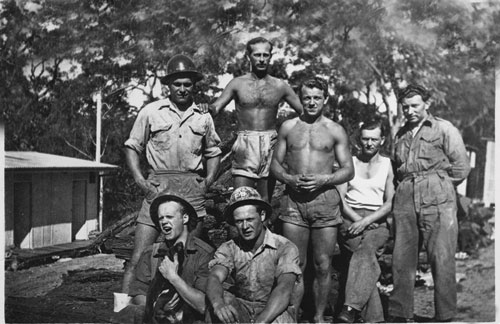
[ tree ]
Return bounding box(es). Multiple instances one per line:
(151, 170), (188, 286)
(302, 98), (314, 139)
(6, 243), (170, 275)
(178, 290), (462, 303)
(1, 0), (497, 222)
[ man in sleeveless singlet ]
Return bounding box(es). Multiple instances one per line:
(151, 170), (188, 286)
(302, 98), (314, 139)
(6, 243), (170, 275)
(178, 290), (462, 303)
(336, 119), (395, 323)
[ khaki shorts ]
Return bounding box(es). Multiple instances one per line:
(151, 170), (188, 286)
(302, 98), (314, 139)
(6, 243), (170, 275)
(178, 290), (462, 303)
(137, 171), (207, 227)
(231, 130), (277, 179)
(279, 186), (342, 228)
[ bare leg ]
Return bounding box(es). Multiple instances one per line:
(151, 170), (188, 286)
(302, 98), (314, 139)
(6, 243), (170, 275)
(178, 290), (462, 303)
(256, 178), (269, 203)
(311, 226), (338, 323)
(121, 223), (159, 293)
(233, 175), (255, 189)
(282, 222), (311, 320)
(256, 176), (276, 203)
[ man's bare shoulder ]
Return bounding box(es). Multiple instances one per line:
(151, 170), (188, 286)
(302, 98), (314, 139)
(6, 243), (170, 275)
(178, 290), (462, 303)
(321, 117), (344, 130)
(271, 76), (294, 89)
(225, 75), (246, 87)
(225, 73), (258, 89)
(280, 117), (300, 132)
(232, 73), (257, 83)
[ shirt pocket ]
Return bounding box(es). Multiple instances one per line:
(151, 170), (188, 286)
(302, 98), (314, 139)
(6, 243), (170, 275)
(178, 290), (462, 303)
(418, 133), (443, 161)
(188, 124), (206, 155)
(150, 122), (174, 150)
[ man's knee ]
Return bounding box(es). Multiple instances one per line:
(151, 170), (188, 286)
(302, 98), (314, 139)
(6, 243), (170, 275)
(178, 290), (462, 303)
(314, 254), (333, 275)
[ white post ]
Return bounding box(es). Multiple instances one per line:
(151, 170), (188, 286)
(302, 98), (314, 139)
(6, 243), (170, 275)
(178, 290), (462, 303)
(0, 121), (5, 324)
(94, 91), (104, 232)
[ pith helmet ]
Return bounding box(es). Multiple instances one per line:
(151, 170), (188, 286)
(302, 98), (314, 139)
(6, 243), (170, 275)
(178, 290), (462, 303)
(223, 186), (272, 225)
(161, 54), (203, 84)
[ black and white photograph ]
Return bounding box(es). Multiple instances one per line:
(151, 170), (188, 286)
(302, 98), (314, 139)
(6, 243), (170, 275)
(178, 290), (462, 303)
(2, 0), (497, 323)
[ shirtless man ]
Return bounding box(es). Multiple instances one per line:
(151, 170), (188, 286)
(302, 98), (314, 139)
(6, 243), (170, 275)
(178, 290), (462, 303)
(271, 77), (354, 322)
(208, 36), (303, 201)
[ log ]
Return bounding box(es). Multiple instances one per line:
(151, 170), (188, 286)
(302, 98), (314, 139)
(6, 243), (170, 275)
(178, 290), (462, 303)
(86, 212), (138, 253)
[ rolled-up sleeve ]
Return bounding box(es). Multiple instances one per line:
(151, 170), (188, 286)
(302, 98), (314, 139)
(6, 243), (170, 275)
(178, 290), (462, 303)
(193, 250), (214, 292)
(275, 242), (302, 280)
(124, 109), (149, 154)
(443, 124), (471, 185)
(203, 115), (222, 158)
(208, 243), (234, 273)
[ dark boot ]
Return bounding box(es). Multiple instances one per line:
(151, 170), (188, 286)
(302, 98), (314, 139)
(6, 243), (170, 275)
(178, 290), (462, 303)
(338, 305), (360, 323)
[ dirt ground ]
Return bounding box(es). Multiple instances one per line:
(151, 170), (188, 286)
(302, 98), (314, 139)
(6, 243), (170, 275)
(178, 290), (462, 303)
(4, 243), (495, 323)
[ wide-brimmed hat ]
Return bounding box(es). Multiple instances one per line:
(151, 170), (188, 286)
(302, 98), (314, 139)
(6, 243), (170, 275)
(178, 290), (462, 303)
(160, 54), (203, 85)
(150, 192), (198, 231)
(223, 186), (272, 225)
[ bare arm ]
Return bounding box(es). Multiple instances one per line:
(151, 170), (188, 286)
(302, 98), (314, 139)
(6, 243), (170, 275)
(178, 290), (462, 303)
(270, 120), (304, 191)
(124, 147), (159, 192)
(337, 183), (363, 223)
(206, 265), (239, 324)
(254, 273), (297, 323)
(209, 80), (237, 115)
(282, 82), (303, 115)
(329, 124), (355, 185)
(205, 156), (221, 188)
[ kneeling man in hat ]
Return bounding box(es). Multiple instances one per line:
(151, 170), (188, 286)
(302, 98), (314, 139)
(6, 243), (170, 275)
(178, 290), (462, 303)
(206, 186), (302, 323)
(128, 192), (214, 324)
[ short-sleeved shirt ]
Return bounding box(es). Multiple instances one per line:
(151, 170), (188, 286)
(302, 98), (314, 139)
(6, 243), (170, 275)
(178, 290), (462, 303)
(129, 235), (214, 298)
(209, 229), (301, 306)
(125, 98), (222, 172)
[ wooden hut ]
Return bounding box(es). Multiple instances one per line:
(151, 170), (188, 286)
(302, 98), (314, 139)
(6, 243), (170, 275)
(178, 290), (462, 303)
(5, 151), (118, 249)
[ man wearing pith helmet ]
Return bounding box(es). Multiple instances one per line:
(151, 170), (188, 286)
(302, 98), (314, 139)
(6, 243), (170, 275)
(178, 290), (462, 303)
(122, 54), (222, 294)
(126, 192), (214, 324)
(206, 186), (302, 324)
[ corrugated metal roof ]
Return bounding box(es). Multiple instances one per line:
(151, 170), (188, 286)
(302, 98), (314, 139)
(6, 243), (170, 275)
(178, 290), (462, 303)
(5, 151), (119, 171)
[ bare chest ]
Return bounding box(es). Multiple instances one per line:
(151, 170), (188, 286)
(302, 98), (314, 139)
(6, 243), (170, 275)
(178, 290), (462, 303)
(236, 79), (284, 109)
(288, 123), (334, 152)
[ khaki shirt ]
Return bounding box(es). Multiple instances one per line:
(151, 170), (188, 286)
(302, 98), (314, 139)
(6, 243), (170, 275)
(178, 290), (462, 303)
(394, 114), (471, 211)
(209, 229), (301, 307)
(394, 114), (470, 184)
(125, 98), (222, 172)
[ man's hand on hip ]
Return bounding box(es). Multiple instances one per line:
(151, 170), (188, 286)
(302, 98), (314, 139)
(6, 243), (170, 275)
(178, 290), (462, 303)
(136, 178), (160, 193)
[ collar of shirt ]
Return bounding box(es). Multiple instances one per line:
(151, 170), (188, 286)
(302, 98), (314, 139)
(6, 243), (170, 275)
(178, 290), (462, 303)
(158, 98), (201, 119)
(403, 113), (436, 137)
(160, 233), (198, 257)
(253, 228), (278, 255)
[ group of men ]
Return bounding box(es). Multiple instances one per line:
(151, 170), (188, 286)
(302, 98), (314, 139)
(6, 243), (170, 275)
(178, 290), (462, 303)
(118, 36), (471, 324)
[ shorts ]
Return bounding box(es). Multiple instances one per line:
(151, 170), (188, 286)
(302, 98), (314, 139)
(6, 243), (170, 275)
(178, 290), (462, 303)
(137, 171), (207, 227)
(206, 290), (296, 323)
(231, 130), (277, 179)
(279, 186), (342, 228)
